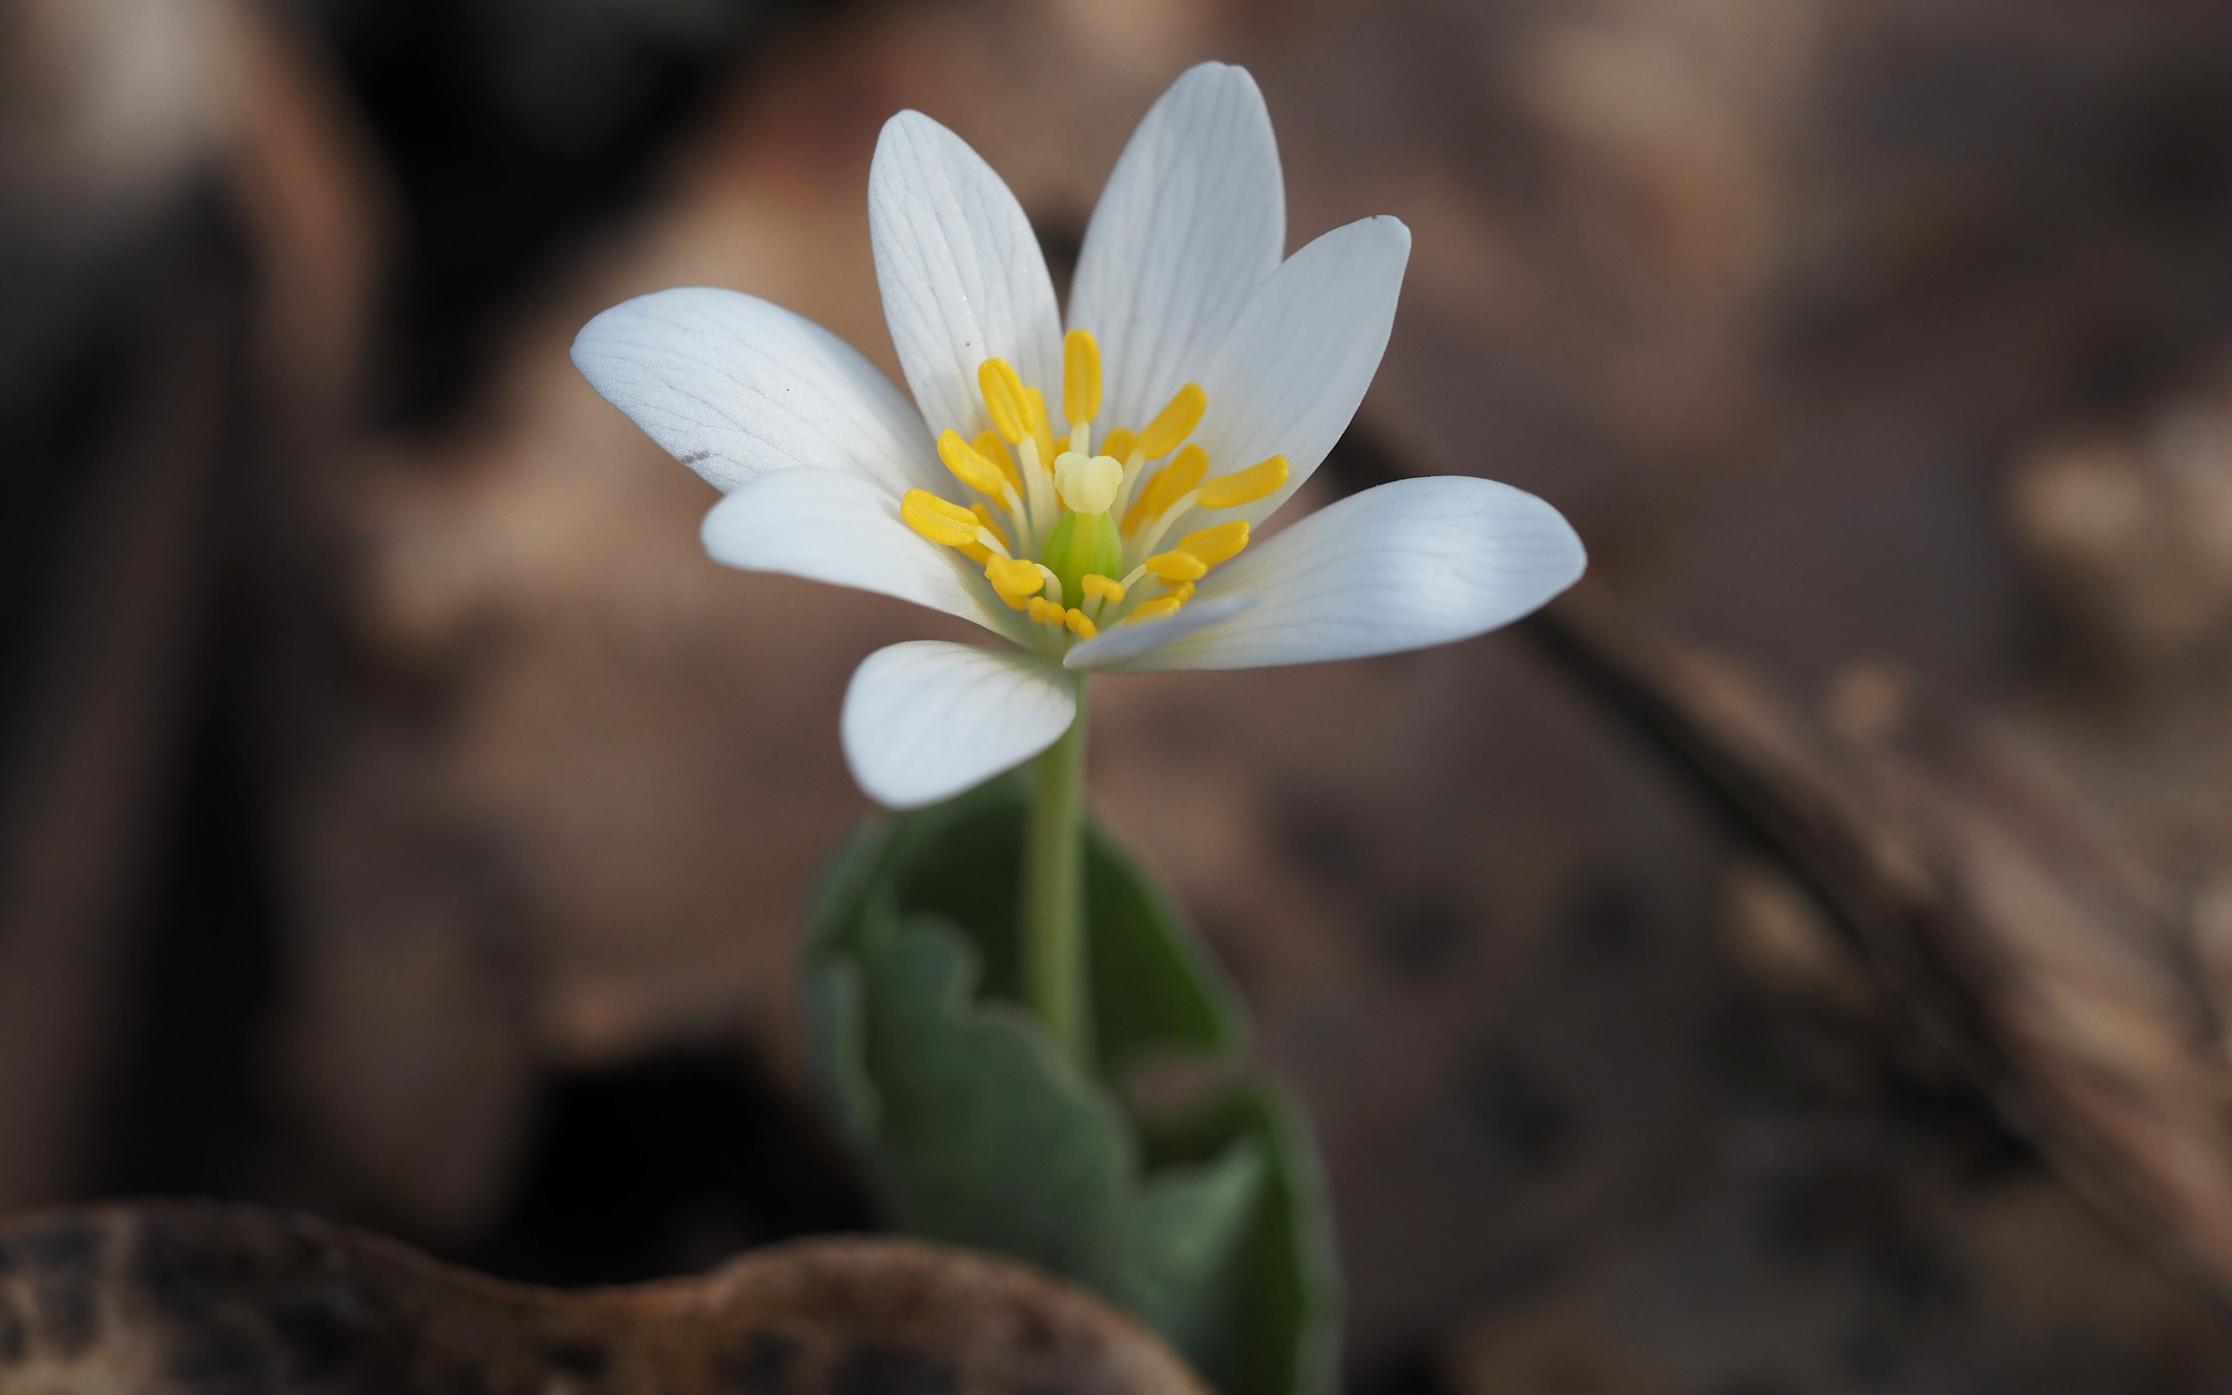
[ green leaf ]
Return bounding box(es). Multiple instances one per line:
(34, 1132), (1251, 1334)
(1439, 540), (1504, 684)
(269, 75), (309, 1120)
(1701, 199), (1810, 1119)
(802, 825), (896, 1143)
(1083, 826), (1246, 1078)
(1102, 1138), (1270, 1367)
(849, 914), (1133, 1273)
(802, 777), (1338, 1395)
(1135, 1083), (1344, 1395)
(813, 777), (1243, 1080)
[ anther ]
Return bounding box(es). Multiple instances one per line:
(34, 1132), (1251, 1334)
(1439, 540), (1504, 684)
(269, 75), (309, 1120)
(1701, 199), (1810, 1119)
(971, 503), (1010, 550)
(901, 488), (980, 547)
(1023, 387), (1056, 463)
(1196, 454), (1288, 510)
(1143, 550), (1208, 582)
(1178, 520), (1250, 566)
(985, 556), (1044, 607)
(1123, 444), (1208, 533)
(978, 359), (1029, 443)
(1033, 564), (1065, 607)
(1135, 383), (1206, 458)
(972, 431), (1020, 492)
(1064, 329), (1103, 426)
(939, 429), (1016, 503)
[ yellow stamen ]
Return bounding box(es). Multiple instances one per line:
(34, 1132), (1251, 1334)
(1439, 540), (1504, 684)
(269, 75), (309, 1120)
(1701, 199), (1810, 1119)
(1064, 608), (1098, 639)
(1160, 580), (1195, 603)
(971, 503), (1010, 550)
(985, 555), (1045, 608)
(1196, 454), (1288, 510)
(1128, 595), (1186, 624)
(968, 527), (1011, 563)
(1178, 520), (1250, 567)
(1122, 444), (1209, 533)
(978, 359), (1029, 443)
(1026, 596), (1066, 627)
(1016, 434), (1052, 526)
(939, 429), (1014, 501)
(902, 489), (980, 547)
(1106, 434), (1155, 527)
(1143, 550), (1208, 583)
(1081, 574), (1125, 604)
(1063, 329), (1102, 425)
(972, 431), (1020, 492)
(1053, 452), (1123, 514)
(1135, 383), (1206, 458)
(1033, 564), (1064, 606)
(1023, 386), (1057, 463)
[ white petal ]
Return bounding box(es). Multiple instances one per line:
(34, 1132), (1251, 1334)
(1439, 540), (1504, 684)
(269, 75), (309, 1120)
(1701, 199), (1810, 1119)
(1083, 476), (1584, 673)
(1061, 595), (1256, 672)
(1067, 63), (1284, 435)
(701, 470), (1022, 641)
(572, 287), (935, 496)
(869, 112), (1063, 439)
(1187, 216), (1410, 528)
(842, 641), (1078, 808)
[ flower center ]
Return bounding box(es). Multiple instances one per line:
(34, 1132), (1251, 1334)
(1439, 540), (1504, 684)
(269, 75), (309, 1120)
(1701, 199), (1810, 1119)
(899, 329), (1288, 650)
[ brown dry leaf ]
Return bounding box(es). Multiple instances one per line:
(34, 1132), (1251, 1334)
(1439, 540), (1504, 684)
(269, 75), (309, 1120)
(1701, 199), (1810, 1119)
(0, 1203), (1205, 1394)
(1535, 589), (2232, 1298)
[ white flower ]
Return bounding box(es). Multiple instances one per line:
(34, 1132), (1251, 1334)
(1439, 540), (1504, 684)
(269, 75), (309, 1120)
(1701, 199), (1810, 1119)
(573, 63), (1585, 808)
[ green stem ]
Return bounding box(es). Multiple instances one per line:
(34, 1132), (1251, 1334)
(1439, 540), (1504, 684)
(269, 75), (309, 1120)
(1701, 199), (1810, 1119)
(1022, 685), (1091, 1068)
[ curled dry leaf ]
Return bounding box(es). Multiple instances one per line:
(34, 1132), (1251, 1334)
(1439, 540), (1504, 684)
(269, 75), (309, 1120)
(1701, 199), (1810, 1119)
(0, 1203), (1207, 1395)
(1532, 590), (2232, 1304)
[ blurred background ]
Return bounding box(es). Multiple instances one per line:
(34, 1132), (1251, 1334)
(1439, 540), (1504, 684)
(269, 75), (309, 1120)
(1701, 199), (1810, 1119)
(10, 0), (2232, 1389)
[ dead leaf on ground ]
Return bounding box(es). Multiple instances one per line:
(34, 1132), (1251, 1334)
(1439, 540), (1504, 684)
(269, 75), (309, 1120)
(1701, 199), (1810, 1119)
(0, 1203), (1205, 1394)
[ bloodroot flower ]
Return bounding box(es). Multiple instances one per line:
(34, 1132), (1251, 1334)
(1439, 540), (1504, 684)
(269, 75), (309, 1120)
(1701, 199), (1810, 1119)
(573, 63), (1585, 808)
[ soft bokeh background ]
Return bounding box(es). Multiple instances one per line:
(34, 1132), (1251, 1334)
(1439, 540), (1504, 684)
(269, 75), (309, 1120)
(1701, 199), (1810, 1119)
(11, 0), (2232, 1389)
